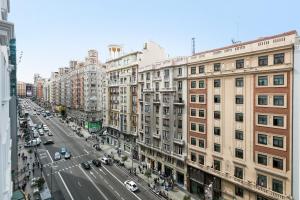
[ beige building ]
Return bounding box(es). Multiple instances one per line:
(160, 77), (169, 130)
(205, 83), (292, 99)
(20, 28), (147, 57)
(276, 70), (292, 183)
(186, 31), (297, 200)
(105, 42), (166, 156)
(137, 56), (188, 188)
(17, 81), (26, 98)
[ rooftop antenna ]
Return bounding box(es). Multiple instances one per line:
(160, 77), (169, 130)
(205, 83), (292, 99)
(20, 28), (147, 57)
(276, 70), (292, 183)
(231, 19), (241, 44)
(191, 37), (195, 55)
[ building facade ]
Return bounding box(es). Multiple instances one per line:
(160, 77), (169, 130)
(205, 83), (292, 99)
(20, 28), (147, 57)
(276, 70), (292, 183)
(17, 81), (26, 98)
(105, 42), (166, 156)
(137, 56), (188, 188)
(0, 0), (15, 198)
(186, 31), (297, 200)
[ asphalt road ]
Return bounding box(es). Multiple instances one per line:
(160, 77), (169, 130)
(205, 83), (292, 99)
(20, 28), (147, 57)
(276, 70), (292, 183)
(27, 101), (161, 200)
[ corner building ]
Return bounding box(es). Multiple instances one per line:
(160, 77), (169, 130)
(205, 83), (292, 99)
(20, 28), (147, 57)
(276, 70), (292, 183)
(186, 31), (296, 200)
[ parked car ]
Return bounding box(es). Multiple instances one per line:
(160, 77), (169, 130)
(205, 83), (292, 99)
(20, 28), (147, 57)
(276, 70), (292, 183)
(124, 180), (138, 192)
(60, 147), (66, 155)
(43, 140), (54, 145)
(64, 152), (71, 159)
(81, 162), (91, 170)
(45, 116), (50, 120)
(54, 152), (61, 161)
(92, 159), (101, 167)
(48, 132), (53, 136)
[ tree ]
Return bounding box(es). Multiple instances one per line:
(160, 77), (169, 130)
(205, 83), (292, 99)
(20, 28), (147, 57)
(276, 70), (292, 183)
(122, 155), (128, 162)
(183, 195), (191, 200)
(144, 169), (152, 184)
(36, 177), (45, 190)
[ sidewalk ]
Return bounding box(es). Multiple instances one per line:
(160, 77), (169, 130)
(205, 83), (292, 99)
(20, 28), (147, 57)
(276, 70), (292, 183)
(99, 141), (196, 200)
(16, 127), (51, 200)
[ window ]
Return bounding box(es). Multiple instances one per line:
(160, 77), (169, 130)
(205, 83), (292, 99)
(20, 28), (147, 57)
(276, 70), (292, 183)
(214, 143), (221, 152)
(258, 134), (268, 145)
(199, 95), (205, 103)
(199, 139), (205, 148)
(257, 174), (267, 188)
(198, 155), (205, 165)
(191, 152), (196, 162)
(214, 79), (221, 87)
(199, 80), (205, 88)
(214, 111), (220, 119)
(178, 81), (182, 91)
(164, 69), (169, 78)
(178, 68), (182, 76)
(274, 53), (284, 65)
(191, 123), (196, 131)
(191, 67), (196, 74)
(146, 72), (150, 80)
(191, 81), (196, 88)
(214, 127), (220, 136)
(236, 77), (244, 87)
(273, 75), (284, 85)
(258, 115), (268, 125)
(258, 55), (268, 66)
(258, 76), (268, 86)
(236, 59), (244, 69)
(258, 95), (268, 105)
(214, 95), (220, 103)
(236, 95), (243, 104)
(272, 179), (283, 194)
(235, 113), (243, 122)
(273, 116), (284, 127)
(190, 109), (196, 116)
(235, 130), (243, 140)
(155, 82), (159, 91)
(234, 166), (243, 179)
(199, 109), (205, 118)
(191, 95), (196, 102)
(214, 63), (221, 71)
(199, 65), (205, 73)
(274, 95), (284, 106)
(235, 148), (244, 159)
(273, 158), (283, 170)
(235, 186), (244, 197)
(213, 160), (221, 171)
(273, 136), (284, 148)
(191, 137), (196, 145)
(198, 124), (205, 133)
(257, 154), (268, 165)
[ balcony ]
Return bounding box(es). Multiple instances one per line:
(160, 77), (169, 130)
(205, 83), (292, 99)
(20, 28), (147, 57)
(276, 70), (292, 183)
(160, 87), (176, 92)
(143, 88), (154, 93)
(153, 134), (161, 139)
(173, 138), (185, 145)
(174, 99), (184, 106)
(153, 76), (161, 81)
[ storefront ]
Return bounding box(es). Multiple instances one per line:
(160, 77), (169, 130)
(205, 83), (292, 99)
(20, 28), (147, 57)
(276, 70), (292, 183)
(188, 166), (222, 199)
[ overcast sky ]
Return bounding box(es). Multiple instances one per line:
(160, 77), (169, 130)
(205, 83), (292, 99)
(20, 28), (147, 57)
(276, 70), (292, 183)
(10, 0), (300, 83)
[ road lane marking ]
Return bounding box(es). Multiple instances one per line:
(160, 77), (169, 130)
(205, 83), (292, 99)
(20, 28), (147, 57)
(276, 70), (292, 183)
(99, 168), (106, 175)
(88, 196), (91, 200)
(79, 166), (110, 200)
(109, 184), (114, 190)
(102, 166), (142, 200)
(78, 181), (82, 187)
(115, 191), (121, 196)
(84, 149), (89, 154)
(58, 172), (74, 200)
(90, 171), (96, 179)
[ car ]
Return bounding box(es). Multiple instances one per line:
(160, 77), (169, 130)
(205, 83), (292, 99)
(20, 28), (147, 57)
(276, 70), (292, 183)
(64, 152), (71, 159)
(45, 116), (50, 120)
(54, 152), (61, 161)
(60, 147), (66, 155)
(50, 115), (53, 118)
(100, 157), (110, 165)
(81, 162), (91, 170)
(124, 180), (138, 192)
(37, 112), (40, 115)
(43, 127), (49, 132)
(92, 159), (101, 167)
(38, 129), (44, 136)
(48, 132), (53, 136)
(43, 140), (54, 145)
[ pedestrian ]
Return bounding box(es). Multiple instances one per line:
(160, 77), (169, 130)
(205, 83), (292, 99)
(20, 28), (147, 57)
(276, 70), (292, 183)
(18, 153), (20, 157)
(32, 168), (34, 175)
(32, 163), (35, 168)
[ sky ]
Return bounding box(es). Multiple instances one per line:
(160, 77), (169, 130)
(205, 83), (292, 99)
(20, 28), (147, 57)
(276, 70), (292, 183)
(10, 0), (300, 83)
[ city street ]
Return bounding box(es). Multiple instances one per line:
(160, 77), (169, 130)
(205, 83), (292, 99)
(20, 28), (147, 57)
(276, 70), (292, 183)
(27, 101), (161, 200)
